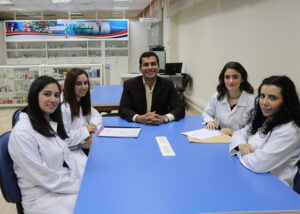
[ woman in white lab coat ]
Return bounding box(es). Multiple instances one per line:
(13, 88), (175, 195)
(61, 68), (102, 169)
(8, 76), (82, 214)
(202, 61), (255, 136)
(229, 75), (300, 188)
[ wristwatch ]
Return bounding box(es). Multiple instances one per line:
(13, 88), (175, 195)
(164, 116), (169, 123)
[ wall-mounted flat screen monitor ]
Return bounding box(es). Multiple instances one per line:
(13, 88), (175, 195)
(165, 63), (183, 75)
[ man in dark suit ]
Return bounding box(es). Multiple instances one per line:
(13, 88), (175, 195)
(119, 51), (185, 125)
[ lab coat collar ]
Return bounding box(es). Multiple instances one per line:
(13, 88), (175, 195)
(49, 120), (58, 134)
(221, 90), (250, 107)
(237, 90), (251, 106)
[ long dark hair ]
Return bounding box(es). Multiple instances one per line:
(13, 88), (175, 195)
(248, 75), (300, 135)
(63, 68), (91, 121)
(217, 61), (254, 100)
(23, 76), (68, 139)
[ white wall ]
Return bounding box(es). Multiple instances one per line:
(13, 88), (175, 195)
(129, 21), (149, 73)
(167, 0), (300, 110)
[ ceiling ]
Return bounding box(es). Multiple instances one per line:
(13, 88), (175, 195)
(0, 0), (153, 20)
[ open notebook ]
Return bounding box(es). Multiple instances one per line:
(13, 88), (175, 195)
(96, 126), (141, 138)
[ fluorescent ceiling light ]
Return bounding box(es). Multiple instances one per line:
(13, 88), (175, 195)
(12, 8), (26, 11)
(52, 0), (72, 3)
(0, 0), (14, 5)
(70, 12), (83, 15)
(70, 12), (83, 17)
(113, 7), (129, 10)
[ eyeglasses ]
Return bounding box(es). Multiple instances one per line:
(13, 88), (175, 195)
(75, 80), (89, 86)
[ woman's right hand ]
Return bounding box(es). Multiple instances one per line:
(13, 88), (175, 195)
(86, 123), (98, 133)
(85, 133), (94, 148)
(206, 121), (216, 130)
(238, 144), (255, 155)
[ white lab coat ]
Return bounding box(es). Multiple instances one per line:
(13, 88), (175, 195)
(202, 90), (255, 131)
(8, 113), (82, 214)
(229, 122), (300, 188)
(61, 103), (102, 170)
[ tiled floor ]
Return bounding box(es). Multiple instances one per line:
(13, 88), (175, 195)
(0, 108), (17, 136)
(0, 106), (201, 214)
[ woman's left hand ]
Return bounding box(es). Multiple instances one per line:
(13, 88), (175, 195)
(220, 128), (233, 136)
(86, 123), (98, 133)
(238, 144), (255, 155)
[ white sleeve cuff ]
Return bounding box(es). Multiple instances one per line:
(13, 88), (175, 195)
(166, 113), (175, 122)
(132, 114), (138, 122)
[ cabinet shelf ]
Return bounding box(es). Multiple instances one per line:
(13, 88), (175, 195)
(48, 55), (87, 58)
(105, 47), (128, 50)
(0, 104), (26, 107)
(6, 40), (128, 60)
(88, 48), (102, 50)
(0, 91), (28, 95)
(7, 49), (45, 51)
(48, 48), (87, 51)
(0, 64), (103, 107)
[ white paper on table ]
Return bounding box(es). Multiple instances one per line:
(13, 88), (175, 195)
(155, 136), (176, 156)
(96, 126), (141, 138)
(181, 128), (222, 140)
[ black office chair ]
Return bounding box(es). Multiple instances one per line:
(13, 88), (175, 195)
(176, 73), (191, 106)
(293, 160), (300, 194)
(0, 131), (24, 214)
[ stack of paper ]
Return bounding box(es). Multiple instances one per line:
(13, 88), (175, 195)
(182, 128), (230, 143)
(96, 126), (141, 138)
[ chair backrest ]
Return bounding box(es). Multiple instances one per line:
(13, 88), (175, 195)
(177, 73), (191, 93)
(0, 131), (22, 203)
(293, 160), (300, 194)
(12, 108), (24, 128)
(181, 73), (191, 90)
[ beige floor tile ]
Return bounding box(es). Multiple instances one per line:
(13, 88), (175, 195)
(0, 108), (18, 135)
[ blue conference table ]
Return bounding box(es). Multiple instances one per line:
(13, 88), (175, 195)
(91, 84), (123, 112)
(74, 115), (300, 214)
